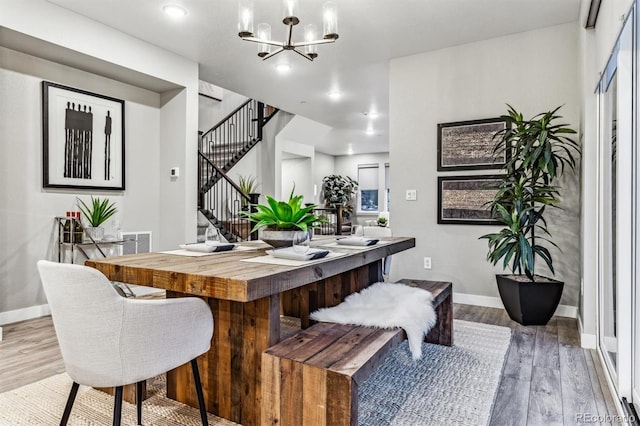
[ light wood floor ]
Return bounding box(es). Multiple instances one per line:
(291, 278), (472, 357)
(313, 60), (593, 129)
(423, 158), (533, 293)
(0, 304), (618, 425)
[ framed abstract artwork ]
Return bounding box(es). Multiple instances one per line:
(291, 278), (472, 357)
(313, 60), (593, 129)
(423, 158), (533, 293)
(42, 81), (125, 190)
(437, 175), (502, 225)
(437, 118), (510, 171)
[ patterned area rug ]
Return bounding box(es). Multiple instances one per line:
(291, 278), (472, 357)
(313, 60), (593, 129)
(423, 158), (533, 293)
(0, 320), (510, 426)
(359, 320), (512, 426)
(0, 375), (237, 425)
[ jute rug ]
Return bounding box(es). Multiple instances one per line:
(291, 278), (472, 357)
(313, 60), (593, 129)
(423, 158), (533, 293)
(0, 320), (510, 425)
(358, 320), (512, 426)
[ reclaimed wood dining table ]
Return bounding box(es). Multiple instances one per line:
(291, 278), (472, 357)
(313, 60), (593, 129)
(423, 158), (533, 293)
(85, 236), (415, 425)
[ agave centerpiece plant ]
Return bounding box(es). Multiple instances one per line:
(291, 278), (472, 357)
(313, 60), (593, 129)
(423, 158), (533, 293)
(241, 189), (326, 248)
(77, 196), (118, 241)
(480, 105), (580, 325)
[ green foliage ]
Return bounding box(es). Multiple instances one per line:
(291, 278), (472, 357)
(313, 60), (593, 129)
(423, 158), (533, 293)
(322, 174), (358, 218)
(480, 105), (580, 280)
(376, 216), (388, 226)
(77, 196), (117, 227)
(241, 189), (326, 233)
(238, 174), (259, 195)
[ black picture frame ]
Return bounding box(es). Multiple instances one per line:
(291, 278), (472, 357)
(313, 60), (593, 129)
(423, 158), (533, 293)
(43, 81), (125, 190)
(437, 118), (510, 171)
(437, 175), (502, 225)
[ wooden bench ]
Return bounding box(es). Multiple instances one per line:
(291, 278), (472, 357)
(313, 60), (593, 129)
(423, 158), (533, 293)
(261, 280), (452, 426)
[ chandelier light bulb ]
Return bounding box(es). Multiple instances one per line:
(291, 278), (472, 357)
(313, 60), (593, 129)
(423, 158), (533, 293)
(304, 24), (318, 58)
(257, 23), (272, 57)
(238, 0), (254, 36)
(282, 0), (299, 24)
(323, 1), (338, 40)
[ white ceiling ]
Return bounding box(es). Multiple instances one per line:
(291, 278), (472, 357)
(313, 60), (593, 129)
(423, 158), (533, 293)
(47, 0), (581, 155)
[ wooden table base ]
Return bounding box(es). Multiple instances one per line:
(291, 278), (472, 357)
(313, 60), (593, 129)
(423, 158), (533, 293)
(166, 261), (382, 426)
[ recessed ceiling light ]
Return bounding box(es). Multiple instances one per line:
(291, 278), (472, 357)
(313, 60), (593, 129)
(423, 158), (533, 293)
(162, 5), (187, 19)
(328, 91), (342, 100)
(366, 126), (375, 135)
(367, 111), (379, 118)
(275, 63), (291, 72)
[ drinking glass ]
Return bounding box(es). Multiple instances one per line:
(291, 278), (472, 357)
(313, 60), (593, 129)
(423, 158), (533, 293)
(292, 230), (310, 253)
(351, 225), (363, 237)
(205, 227), (221, 246)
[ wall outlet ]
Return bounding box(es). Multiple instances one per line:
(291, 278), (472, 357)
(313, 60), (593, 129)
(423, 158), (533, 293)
(406, 189), (417, 201)
(423, 257), (432, 269)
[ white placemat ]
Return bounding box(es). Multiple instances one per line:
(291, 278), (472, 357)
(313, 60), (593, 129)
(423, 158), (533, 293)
(160, 245), (258, 257)
(318, 240), (389, 249)
(240, 251), (346, 266)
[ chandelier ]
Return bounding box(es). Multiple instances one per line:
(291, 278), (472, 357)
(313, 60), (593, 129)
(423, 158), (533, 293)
(237, 0), (339, 61)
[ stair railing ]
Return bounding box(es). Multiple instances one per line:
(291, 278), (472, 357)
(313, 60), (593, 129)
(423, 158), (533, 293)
(198, 154), (256, 242)
(198, 99), (278, 241)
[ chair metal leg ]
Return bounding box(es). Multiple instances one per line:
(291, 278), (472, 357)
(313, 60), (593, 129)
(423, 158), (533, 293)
(190, 359), (208, 426)
(136, 381), (144, 425)
(113, 386), (123, 426)
(60, 381), (79, 426)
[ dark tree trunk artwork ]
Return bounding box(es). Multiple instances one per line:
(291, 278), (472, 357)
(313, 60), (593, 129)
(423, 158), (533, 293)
(64, 102), (93, 179)
(43, 81), (125, 190)
(104, 111), (112, 180)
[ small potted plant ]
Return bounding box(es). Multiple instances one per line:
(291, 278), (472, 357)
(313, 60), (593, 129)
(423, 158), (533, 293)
(480, 105), (580, 325)
(241, 189), (325, 248)
(238, 174), (260, 210)
(376, 216), (388, 227)
(77, 196), (117, 242)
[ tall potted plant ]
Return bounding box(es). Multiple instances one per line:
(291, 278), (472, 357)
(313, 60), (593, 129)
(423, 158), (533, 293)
(480, 105), (580, 325)
(322, 174), (358, 219)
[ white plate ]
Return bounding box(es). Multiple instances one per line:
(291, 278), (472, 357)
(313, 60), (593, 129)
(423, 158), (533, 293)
(266, 247), (330, 261)
(336, 237), (379, 246)
(179, 243), (235, 253)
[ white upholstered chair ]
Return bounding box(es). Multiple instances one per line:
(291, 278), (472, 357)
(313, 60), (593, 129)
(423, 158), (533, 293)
(37, 260), (214, 426)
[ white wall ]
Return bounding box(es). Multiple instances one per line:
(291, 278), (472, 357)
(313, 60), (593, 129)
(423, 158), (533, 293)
(313, 152), (335, 205)
(0, 0), (199, 321)
(282, 157), (313, 202)
(199, 88), (248, 133)
(274, 138), (315, 201)
(0, 49), (161, 316)
(389, 23), (581, 308)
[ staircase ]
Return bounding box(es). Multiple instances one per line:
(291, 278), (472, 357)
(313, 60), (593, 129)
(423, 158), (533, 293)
(198, 99), (278, 242)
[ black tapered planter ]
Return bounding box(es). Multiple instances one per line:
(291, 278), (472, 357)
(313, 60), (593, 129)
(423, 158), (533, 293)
(496, 274), (564, 326)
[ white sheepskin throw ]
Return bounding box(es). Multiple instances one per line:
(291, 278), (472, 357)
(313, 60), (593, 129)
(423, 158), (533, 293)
(309, 282), (436, 360)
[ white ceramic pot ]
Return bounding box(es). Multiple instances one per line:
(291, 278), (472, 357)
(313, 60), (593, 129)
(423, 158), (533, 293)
(260, 228), (304, 248)
(85, 226), (105, 242)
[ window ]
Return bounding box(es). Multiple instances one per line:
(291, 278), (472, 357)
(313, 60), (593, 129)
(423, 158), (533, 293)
(358, 164), (379, 212)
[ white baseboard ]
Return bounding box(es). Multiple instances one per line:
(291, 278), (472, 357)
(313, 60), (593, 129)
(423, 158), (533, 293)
(453, 292), (578, 319)
(577, 315), (597, 349)
(0, 304), (51, 326)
